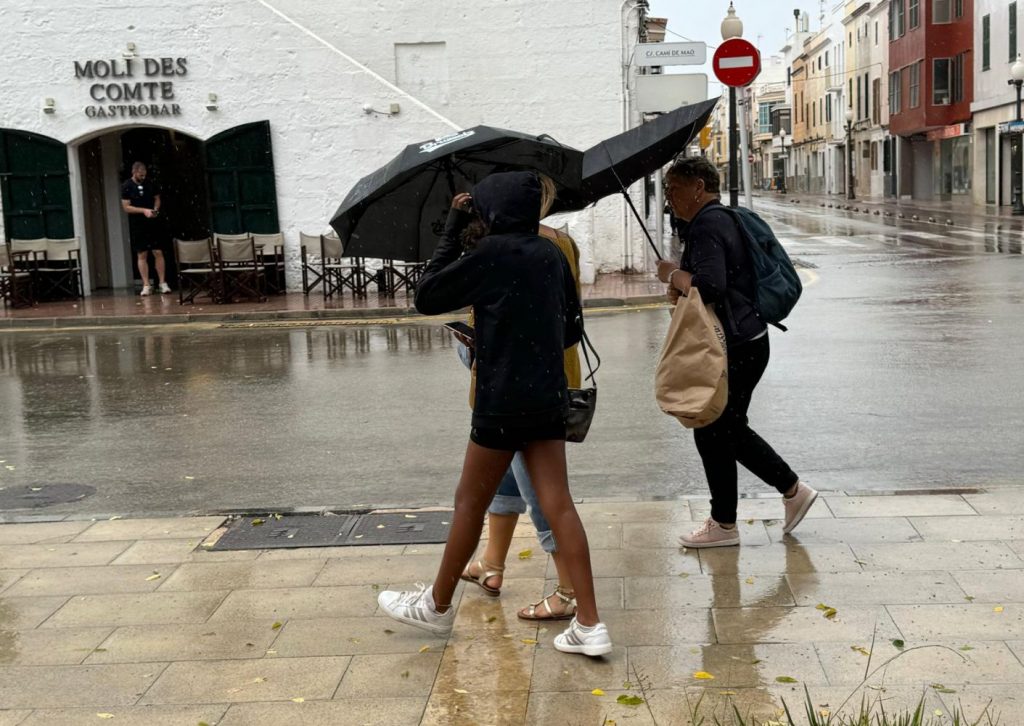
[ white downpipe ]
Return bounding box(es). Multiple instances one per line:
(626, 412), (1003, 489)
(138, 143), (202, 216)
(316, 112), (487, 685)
(739, 87), (753, 209)
(620, 0), (642, 271)
(254, 0), (460, 131)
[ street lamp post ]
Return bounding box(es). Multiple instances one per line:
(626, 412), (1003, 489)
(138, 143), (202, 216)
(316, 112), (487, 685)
(721, 2), (743, 208)
(1008, 55), (1024, 215)
(845, 108), (855, 201)
(779, 128), (788, 194)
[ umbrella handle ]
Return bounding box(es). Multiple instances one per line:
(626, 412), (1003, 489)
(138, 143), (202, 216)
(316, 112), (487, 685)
(619, 190), (663, 262)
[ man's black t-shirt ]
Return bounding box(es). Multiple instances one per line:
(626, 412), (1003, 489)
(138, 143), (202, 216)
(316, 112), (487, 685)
(121, 178), (164, 249)
(120, 178), (160, 211)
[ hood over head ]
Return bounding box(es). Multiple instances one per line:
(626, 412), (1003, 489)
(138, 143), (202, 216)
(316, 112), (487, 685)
(471, 171), (542, 235)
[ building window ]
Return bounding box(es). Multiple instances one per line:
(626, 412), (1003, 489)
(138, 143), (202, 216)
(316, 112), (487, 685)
(870, 142), (879, 171)
(849, 79), (853, 108)
(933, 0), (951, 24)
(856, 76), (862, 119)
(864, 72), (870, 119)
(813, 103), (816, 127)
(1012, 3), (1018, 61)
(933, 58), (951, 104)
(826, 50), (830, 66)
(909, 0), (920, 28)
(896, 0), (906, 36)
(952, 52), (965, 103)
(983, 14), (991, 70)
(890, 70), (902, 114)
(826, 95), (832, 122)
(955, 0), (963, 17)
(872, 78), (881, 124)
(758, 103), (774, 134)
(875, 21), (879, 45)
(909, 61), (921, 107)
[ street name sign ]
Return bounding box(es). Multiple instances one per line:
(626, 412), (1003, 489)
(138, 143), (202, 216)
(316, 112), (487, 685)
(634, 74), (709, 113)
(634, 41), (707, 67)
(712, 38), (761, 88)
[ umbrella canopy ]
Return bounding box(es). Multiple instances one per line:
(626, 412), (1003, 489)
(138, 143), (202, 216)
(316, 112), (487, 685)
(581, 98), (718, 203)
(330, 126), (584, 262)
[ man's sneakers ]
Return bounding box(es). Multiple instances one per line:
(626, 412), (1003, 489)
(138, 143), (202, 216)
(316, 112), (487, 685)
(140, 285), (153, 297)
(783, 481), (819, 534)
(377, 584), (455, 637)
(159, 282), (172, 294)
(553, 616), (613, 656)
(679, 517), (740, 548)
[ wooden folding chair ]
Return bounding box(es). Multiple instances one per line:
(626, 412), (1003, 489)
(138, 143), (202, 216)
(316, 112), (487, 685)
(215, 237), (266, 303)
(36, 238), (85, 300)
(174, 238), (218, 304)
(252, 232), (286, 294)
(0, 242), (35, 308)
(321, 234), (367, 299)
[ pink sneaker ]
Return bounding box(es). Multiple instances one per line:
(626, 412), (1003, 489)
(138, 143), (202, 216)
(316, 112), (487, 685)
(679, 517), (740, 548)
(783, 481), (818, 534)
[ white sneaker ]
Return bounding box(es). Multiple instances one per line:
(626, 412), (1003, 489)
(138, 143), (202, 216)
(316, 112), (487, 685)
(377, 583), (455, 637)
(554, 616), (612, 656)
(159, 282), (172, 294)
(679, 517), (740, 548)
(140, 285), (153, 297)
(783, 481), (819, 534)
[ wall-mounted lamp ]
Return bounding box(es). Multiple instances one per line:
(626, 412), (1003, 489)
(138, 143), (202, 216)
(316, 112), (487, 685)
(362, 102), (401, 116)
(123, 42), (137, 59)
(42, 98), (56, 114)
(206, 93), (218, 111)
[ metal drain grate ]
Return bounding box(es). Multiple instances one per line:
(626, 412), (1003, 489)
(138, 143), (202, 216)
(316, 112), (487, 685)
(210, 511), (452, 551)
(0, 484), (96, 510)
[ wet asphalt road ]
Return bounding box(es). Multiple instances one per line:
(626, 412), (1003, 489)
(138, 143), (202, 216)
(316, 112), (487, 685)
(1, 197), (1023, 516)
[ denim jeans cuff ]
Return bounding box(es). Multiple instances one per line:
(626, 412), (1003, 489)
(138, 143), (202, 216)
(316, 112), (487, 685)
(488, 494), (527, 516)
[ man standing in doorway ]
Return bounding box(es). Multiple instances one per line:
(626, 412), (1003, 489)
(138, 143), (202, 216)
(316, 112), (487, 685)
(121, 161), (171, 296)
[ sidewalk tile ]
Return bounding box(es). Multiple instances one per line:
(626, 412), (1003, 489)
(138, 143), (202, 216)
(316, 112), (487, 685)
(625, 575), (795, 610)
(647, 686), (786, 725)
(73, 516), (226, 542)
(0, 627), (112, 665)
(432, 637), (535, 692)
(585, 549), (702, 578)
(422, 691), (528, 726)
(887, 604), (1024, 640)
(334, 652), (443, 698)
(698, 543), (861, 575)
(691, 496), (834, 522)
(271, 616), (448, 657)
(625, 520), (770, 548)
(713, 605), (901, 644)
(158, 559), (325, 591)
(580, 522), (623, 549)
(313, 555), (445, 586)
(0, 712), (31, 726)
(787, 571), (966, 606)
(954, 570), (1024, 602)
(0, 521), (92, 545)
(825, 495), (975, 518)
(19, 705), (229, 726)
(451, 579), (549, 626)
(1008, 641), (1024, 664)
(850, 541), (1024, 571)
(910, 515), (1024, 541)
(1011, 540), (1024, 557)
(575, 501), (692, 524)
(0, 595), (71, 629)
(530, 645), (627, 692)
(110, 538), (259, 564)
(209, 585), (379, 621)
(219, 698), (425, 726)
(83, 621), (280, 663)
(626, 643), (827, 689)
(0, 569), (28, 595)
(40, 591), (229, 628)
(965, 491), (1024, 515)
(524, 691), (655, 726)
(768, 517), (921, 544)
(0, 663), (167, 709)
(538, 608), (714, 647)
(140, 655), (350, 704)
(3, 564), (178, 597)
(257, 544), (406, 560)
(928, 685), (1024, 721)
(0, 542), (131, 568)
(540, 576), (625, 610)
(815, 640), (1024, 686)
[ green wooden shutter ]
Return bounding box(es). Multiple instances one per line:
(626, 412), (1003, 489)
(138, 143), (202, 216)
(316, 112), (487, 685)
(0, 129), (73, 240)
(204, 121), (279, 234)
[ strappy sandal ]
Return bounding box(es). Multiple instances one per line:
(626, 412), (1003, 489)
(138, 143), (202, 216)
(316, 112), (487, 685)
(517, 586), (577, 621)
(460, 559), (504, 597)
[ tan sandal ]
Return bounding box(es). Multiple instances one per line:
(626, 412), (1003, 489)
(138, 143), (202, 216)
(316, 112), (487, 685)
(460, 559), (504, 596)
(517, 586), (577, 621)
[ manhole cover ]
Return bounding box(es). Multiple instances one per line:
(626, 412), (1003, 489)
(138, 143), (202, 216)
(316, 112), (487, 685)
(0, 483), (96, 510)
(211, 511), (452, 550)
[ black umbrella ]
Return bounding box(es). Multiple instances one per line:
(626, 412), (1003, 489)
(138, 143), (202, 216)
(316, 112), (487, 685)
(581, 98), (719, 259)
(330, 126), (584, 262)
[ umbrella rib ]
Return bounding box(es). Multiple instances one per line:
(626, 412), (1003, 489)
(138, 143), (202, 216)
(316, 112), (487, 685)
(601, 142), (663, 261)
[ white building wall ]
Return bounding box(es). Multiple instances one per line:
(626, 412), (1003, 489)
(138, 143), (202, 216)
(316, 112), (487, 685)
(0, 0), (643, 283)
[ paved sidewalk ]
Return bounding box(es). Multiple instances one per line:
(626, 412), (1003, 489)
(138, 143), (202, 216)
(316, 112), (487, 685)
(1, 489), (1023, 724)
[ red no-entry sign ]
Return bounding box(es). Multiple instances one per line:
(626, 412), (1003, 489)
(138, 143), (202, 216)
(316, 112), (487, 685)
(713, 38), (761, 88)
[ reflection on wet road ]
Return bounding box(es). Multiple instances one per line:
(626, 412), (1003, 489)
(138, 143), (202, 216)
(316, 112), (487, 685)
(1, 198), (1023, 515)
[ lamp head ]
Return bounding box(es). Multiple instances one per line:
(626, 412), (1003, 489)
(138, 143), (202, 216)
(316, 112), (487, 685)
(844, 108), (854, 123)
(1012, 55), (1024, 82)
(721, 2), (743, 40)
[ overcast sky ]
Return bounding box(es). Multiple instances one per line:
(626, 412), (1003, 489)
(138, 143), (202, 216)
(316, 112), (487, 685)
(645, 0), (805, 95)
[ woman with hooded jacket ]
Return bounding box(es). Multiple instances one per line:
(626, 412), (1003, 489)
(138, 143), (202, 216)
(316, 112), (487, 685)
(376, 171), (611, 656)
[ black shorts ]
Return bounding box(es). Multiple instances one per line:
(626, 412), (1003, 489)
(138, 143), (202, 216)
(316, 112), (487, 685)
(129, 218), (165, 254)
(470, 422), (566, 451)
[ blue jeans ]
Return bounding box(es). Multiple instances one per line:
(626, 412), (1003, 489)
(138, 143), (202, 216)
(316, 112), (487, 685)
(457, 343), (557, 553)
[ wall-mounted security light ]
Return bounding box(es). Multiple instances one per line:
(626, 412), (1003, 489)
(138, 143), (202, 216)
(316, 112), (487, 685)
(362, 102), (400, 116)
(123, 42), (137, 59)
(206, 93), (218, 111)
(42, 98), (56, 114)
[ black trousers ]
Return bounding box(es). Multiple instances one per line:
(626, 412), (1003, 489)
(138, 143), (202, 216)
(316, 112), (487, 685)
(693, 333), (799, 524)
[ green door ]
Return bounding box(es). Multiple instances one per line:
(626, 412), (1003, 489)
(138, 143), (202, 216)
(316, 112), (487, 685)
(205, 121), (279, 234)
(0, 130), (73, 240)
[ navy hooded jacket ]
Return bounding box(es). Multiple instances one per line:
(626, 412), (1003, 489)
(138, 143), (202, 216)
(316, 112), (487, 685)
(415, 171), (583, 429)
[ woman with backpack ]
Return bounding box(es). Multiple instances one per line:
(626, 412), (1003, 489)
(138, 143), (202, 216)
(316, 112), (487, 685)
(656, 155), (817, 548)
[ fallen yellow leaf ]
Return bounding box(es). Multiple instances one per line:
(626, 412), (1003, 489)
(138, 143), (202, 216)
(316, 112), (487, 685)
(693, 671), (715, 680)
(744, 577), (755, 585)
(419, 645), (431, 653)
(184, 476), (195, 480)
(453, 688), (469, 694)
(96, 716), (115, 721)
(271, 621), (283, 630)
(251, 518), (265, 526)
(518, 549), (533, 560)
(994, 606), (1005, 613)
(851, 646), (871, 657)
(404, 514), (418, 519)
(521, 638), (538, 645)
(591, 688), (606, 696)
(290, 697), (305, 703)
(252, 677), (266, 683)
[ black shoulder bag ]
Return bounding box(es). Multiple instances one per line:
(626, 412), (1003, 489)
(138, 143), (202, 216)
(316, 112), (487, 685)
(565, 315), (600, 443)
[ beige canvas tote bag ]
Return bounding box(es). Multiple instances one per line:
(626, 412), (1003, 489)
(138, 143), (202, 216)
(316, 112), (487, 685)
(654, 288), (728, 429)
